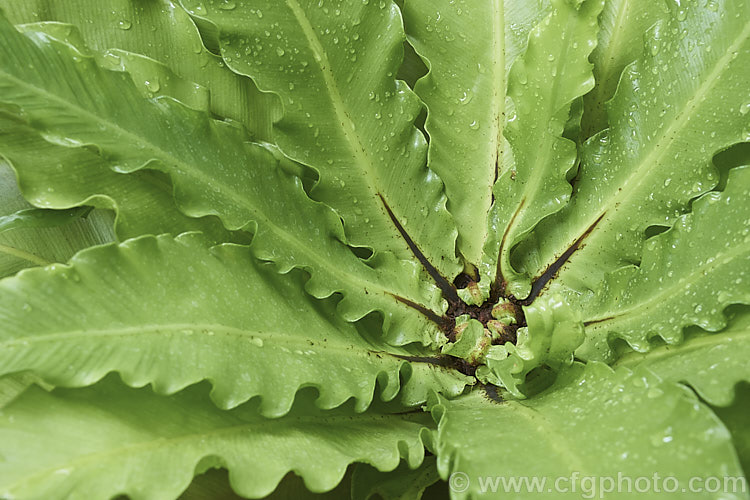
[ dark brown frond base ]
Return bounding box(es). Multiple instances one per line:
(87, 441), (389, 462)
(443, 295), (524, 345)
(386, 352), (477, 377)
(378, 194), (603, 371)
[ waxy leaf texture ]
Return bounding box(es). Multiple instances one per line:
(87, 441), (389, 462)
(0, 0), (748, 498)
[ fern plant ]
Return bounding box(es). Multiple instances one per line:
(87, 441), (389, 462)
(0, 0), (748, 498)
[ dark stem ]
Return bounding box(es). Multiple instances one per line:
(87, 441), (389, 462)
(390, 293), (449, 329)
(378, 193), (460, 304)
(490, 199), (526, 302)
(482, 383), (505, 404)
(387, 352), (477, 377)
(583, 315), (615, 327)
(519, 212), (606, 306)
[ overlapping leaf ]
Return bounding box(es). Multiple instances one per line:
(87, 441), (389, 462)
(403, 0), (550, 265)
(0, 161), (115, 277)
(0, 0), (280, 140)
(0, 16), (447, 346)
(713, 383), (750, 474)
(0, 377), (430, 500)
(615, 308), (750, 407)
(478, 292), (584, 397)
(0, 2), (748, 498)
(516, 0), (750, 295)
(0, 205), (90, 234)
(581, 0), (665, 137)
(431, 363), (746, 499)
(614, 308), (750, 474)
(178, 468), (250, 500)
(179, 0), (461, 279)
(0, 234), (471, 415)
(478, 0), (604, 299)
(580, 166), (750, 362)
(0, 25), (265, 250)
(352, 458), (440, 500)
(0, 112), (248, 246)
(0, 373), (48, 408)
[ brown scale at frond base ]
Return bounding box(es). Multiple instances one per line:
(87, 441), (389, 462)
(443, 288), (526, 346)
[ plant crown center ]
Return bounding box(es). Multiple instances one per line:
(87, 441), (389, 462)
(440, 276), (526, 367)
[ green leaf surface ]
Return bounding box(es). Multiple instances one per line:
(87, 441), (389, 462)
(179, 0), (460, 278)
(402, 0), (549, 264)
(352, 457), (441, 500)
(0, 0), (280, 140)
(580, 166), (750, 362)
(0, 205), (91, 234)
(478, 293), (584, 397)
(713, 382), (750, 475)
(0, 17), (445, 346)
(0, 110), (250, 246)
(581, 0), (665, 138)
(0, 377), (430, 500)
(615, 307), (750, 473)
(178, 468), (248, 500)
(0, 2), (748, 498)
(482, 0), (604, 297)
(397, 38), (428, 91)
(0, 161), (115, 278)
(432, 363), (746, 499)
(714, 142), (750, 188)
(615, 309), (750, 407)
(182, 468), (353, 500)
(561, 96), (584, 142)
(0, 233), (471, 415)
(518, 0), (750, 295)
(0, 373), (49, 409)
(15, 20), (210, 113)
